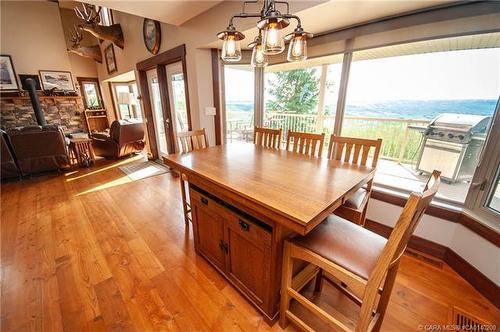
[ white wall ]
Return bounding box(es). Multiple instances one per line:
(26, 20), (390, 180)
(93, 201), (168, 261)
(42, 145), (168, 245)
(0, 1), (97, 89)
(0, 1), (72, 74)
(367, 198), (500, 285)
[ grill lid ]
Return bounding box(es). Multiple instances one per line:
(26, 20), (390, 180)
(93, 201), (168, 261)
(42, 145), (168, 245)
(430, 113), (491, 134)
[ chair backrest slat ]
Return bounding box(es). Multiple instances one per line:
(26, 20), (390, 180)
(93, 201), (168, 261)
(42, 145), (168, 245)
(253, 127), (282, 149)
(360, 145), (370, 166)
(177, 128), (208, 154)
(328, 135), (382, 168)
(343, 143), (353, 163)
(286, 131), (325, 157)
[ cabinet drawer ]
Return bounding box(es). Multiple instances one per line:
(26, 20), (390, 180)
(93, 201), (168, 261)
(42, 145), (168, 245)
(189, 187), (272, 248)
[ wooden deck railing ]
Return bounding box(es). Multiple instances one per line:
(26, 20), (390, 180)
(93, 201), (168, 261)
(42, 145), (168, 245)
(226, 111), (429, 164)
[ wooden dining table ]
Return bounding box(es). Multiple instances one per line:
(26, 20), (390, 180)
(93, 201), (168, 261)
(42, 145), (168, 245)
(163, 142), (375, 324)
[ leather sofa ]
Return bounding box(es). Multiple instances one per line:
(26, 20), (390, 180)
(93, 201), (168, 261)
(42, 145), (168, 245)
(7, 125), (69, 176)
(91, 119), (145, 158)
(1, 130), (21, 179)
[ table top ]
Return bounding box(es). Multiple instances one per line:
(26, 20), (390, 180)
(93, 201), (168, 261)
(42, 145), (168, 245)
(164, 143), (375, 234)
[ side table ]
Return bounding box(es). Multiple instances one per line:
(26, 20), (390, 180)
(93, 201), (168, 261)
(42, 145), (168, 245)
(69, 138), (95, 167)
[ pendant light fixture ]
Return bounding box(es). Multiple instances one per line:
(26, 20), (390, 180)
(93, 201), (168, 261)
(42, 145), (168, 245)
(217, 25), (245, 62)
(248, 30), (268, 67)
(284, 26), (313, 62)
(218, 0), (312, 63)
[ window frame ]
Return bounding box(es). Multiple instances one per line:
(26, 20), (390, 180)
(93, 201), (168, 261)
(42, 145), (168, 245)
(464, 99), (500, 226)
(98, 6), (114, 27)
(77, 77), (104, 110)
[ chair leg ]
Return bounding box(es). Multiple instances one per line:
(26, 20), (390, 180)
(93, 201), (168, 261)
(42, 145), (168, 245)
(314, 268), (323, 293)
(179, 177), (189, 227)
(279, 241), (293, 328)
(373, 261), (400, 332)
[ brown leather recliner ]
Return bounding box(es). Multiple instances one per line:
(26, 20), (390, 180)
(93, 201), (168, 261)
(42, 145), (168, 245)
(7, 125), (70, 176)
(91, 119), (145, 158)
(1, 130), (21, 179)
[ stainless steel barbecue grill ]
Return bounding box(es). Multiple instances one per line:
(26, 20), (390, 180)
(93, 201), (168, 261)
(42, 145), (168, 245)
(415, 113), (491, 183)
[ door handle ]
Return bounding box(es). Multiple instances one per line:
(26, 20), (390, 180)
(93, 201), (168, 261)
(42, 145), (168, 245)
(201, 197), (208, 205)
(219, 240), (228, 254)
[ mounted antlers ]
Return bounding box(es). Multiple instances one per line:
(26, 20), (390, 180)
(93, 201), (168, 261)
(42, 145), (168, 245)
(74, 3), (124, 49)
(67, 25), (103, 63)
(75, 3), (102, 24)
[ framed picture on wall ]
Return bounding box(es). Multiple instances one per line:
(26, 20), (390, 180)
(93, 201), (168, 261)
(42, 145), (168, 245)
(105, 44), (117, 74)
(0, 55), (19, 91)
(39, 70), (75, 91)
(143, 18), (161, 55)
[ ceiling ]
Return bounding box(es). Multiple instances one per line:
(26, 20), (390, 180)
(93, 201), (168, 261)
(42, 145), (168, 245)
(266, 32), (500, 72)
(60, 0), (224, 26)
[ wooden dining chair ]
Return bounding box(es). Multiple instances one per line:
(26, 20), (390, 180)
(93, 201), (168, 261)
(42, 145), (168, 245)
(253, 126), (282, 149)
(177, 129), (209, 226)
(286, 131), (325, 157)
(328, 135), (383, 226)
(280, 170), (441, 332)
(177, 128), (209, 154)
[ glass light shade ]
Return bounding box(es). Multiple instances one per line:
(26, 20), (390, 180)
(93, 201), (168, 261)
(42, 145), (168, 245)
(222, 34), (242, 62)
(251, 43), (268, 67)
(262, 21), (285, 55)
(287, 35), (307, 62)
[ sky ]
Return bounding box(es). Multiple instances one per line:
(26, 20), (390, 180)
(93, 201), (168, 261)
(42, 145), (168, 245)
(224, 48), (500, 103)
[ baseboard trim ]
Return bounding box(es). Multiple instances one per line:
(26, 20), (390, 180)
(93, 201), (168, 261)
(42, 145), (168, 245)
(365, 218), (500, 309)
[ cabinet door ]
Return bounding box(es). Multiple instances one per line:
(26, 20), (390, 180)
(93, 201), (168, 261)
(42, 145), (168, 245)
(192, 202), (226, 271)
(224, 219), (271, 306)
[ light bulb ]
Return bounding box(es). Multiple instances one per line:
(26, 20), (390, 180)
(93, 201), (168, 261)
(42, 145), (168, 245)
(222, 34), (241, 62)
(262, 21), (284, 55)
(251, 43), (268, 67)
(287, 35), (307, 62)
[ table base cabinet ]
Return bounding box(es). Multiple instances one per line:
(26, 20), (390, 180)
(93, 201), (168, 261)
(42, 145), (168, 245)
(190, 186), (277, 322)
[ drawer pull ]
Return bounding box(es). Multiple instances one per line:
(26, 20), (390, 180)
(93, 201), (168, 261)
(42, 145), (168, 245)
(219, 239), (224, 251)
(239, 220), (250, 231)
(201, 197), (208, 205)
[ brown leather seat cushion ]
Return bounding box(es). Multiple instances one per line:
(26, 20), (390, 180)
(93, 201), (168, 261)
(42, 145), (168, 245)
(293, 214), (387, 279)
(344, 187), (368, 210)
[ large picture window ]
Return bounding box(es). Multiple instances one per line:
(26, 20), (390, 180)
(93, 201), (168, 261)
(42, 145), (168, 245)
(219, 32), (500, 223)
(343, 41), (499, 203)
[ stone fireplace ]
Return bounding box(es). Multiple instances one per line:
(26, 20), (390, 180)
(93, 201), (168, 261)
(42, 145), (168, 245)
(0, 95), (86, 133)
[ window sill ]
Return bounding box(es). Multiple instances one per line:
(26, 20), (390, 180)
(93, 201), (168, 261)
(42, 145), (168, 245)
(370, 185), (499, 246)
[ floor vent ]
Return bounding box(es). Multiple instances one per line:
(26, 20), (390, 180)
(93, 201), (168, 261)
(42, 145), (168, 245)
(406, 249), (444, 269)
(452, 307), (491, 331)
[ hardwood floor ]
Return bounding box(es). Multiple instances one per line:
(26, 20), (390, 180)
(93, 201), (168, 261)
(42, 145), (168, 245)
(1, 156), (498, 331)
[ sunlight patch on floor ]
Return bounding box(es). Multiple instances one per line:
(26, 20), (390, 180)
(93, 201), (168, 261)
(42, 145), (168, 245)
(66, 154), (145, 182)
(75, 175), (132, 196)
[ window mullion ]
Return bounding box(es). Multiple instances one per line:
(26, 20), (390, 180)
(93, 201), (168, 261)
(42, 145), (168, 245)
(333, 50), (353, 135)
(315, 64), (328, 134)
